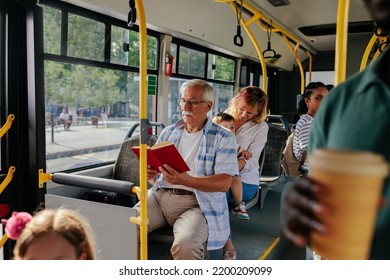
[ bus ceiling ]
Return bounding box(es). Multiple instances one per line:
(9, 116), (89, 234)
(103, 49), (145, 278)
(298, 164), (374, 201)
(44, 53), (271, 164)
(61, 0), (375, 74)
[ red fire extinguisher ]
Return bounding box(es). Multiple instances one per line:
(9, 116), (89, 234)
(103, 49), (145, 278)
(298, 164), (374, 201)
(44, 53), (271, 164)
(165, 53), (174, 77)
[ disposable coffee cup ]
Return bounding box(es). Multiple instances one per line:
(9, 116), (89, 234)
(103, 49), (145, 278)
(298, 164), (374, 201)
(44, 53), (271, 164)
(308, 149), (389, 260)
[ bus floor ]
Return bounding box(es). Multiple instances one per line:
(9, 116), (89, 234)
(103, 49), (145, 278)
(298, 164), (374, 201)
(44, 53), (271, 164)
(148, 177), (306, 260)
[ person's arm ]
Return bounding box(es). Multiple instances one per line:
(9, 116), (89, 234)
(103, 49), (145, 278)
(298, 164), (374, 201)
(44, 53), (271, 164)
(158, 125), (237, 192)
(294, 117), (311, 162)
(147, 165), (158, 185)
(159, 165), (233, 192)
(240, 150), (252, 160)
(239, 122), (268, 174)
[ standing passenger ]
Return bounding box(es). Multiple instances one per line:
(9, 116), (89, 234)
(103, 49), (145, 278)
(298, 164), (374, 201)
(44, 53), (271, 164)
(138, 79), (239, 260)
(282, 0), (390, 259)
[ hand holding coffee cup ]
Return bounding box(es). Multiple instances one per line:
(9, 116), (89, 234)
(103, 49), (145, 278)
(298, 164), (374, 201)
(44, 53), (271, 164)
(308, 149), (389, 260)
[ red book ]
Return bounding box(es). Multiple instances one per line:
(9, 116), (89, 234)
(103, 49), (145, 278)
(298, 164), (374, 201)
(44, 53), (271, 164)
(131, 141), (190, 173)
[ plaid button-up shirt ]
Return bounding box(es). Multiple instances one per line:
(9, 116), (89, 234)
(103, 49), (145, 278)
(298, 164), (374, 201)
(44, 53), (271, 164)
(151, 118), (239, 250)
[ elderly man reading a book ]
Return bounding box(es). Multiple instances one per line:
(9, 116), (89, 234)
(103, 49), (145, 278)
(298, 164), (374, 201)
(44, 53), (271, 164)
(135, 79), (239, 260)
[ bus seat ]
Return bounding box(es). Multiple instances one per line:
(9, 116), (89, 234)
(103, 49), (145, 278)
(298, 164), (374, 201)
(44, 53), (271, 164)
(51, 133), (158, 207)
(51, 122), (164, 206)
(113, 134), (158, 188)
(258, 117), (290, 209)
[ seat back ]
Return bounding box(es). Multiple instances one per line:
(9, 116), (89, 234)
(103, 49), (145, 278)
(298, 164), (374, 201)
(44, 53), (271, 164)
(255, 116), (290, 209)
(261, 124), (289, 177)
(113, 121), (164, 186)
(261, 115), (290, 179)
(113, 134), (158, 187)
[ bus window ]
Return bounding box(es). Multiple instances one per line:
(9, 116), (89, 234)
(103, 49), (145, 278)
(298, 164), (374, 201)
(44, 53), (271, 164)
(43, 4), (158, 173)
(68, 14), (106, 61)
(43, 6), (61, 55)
(305, 71), (335, 86)
(207, 54), (235, 82)
(111, 26), (158, 69)
(178, 46), (206, 77)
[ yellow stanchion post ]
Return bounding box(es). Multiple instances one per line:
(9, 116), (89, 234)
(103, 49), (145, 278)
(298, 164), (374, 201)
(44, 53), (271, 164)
(128, 0), (149, 260)
(306, 50), (313, 84)
(334, 0), (350, 86)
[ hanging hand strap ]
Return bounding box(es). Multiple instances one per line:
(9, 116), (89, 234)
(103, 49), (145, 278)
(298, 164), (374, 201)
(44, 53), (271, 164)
(127, 0), (137, 27)
(263, 20), (277, 58)
(233, 1), (244, 47)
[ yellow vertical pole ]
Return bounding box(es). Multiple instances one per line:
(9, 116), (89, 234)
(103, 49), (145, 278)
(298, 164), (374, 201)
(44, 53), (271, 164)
(334, 0), (350, 86)
(306, 50), (312, 84)
(129, 0), (148, 260)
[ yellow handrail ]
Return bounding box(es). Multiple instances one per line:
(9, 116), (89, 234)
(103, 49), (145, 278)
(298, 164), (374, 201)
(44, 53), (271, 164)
(128, 0), (149, 260)
(334, 0), (350, 86)
(371, 36), (387, 62)
(306, 50), (312, 84)
(0, 234), (8, 250)
(360, 33), (378, 71)
(0, 114), (15, 138)
(229, 1), (268, 93)
(218, 0), (311, 94)
(38, 169), (52, 188)
(0, 166), (16, 194)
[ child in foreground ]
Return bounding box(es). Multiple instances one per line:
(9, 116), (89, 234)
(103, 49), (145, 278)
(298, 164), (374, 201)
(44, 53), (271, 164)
(3, 208), (95, 260)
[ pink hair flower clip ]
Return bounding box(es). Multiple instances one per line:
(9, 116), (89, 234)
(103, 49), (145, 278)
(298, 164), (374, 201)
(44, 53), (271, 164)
(1, 211), (32, 240)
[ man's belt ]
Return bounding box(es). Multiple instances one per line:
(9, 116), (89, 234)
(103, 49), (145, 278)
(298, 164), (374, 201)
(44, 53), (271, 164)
(162, 188), (194, 196)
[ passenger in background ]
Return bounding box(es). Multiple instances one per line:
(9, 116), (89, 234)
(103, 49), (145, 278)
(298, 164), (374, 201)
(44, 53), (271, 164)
(141, 79), (238, 260)
(282, 0), (390, 259)
(292, 82), (328, 174)
(292, 98), (309, 124)
(212, 112), (252, 220)
(222, 86), (269, 260)
(3, 208), (95, 260)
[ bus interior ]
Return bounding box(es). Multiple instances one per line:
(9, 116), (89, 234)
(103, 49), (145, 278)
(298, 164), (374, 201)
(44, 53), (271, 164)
(0, 0), (384, 260)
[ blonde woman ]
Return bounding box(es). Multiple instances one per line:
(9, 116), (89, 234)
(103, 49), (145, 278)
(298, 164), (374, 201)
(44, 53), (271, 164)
(223, 86), (269, 259)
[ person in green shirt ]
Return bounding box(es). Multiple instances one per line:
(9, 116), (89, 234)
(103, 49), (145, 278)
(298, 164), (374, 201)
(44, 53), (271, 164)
(282, 0), (390, 259)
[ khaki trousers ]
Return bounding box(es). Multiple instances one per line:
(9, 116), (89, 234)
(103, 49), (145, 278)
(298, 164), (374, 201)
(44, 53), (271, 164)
(135, 188), (209, 259)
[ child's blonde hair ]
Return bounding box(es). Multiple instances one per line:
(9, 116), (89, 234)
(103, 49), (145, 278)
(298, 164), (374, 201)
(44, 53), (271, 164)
(13, 208), (95, 260)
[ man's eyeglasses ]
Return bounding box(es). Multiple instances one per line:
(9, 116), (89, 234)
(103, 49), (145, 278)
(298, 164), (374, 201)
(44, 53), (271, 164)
(178, 99), (206, 107)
